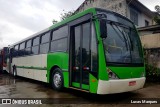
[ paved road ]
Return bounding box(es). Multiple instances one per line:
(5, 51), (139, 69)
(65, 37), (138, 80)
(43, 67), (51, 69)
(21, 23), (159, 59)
(0, 74), (160, 107)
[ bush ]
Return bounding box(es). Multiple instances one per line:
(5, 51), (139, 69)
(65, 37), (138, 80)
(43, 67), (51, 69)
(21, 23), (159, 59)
(144, 49), (160, 82)
(145, 64), (160, 82)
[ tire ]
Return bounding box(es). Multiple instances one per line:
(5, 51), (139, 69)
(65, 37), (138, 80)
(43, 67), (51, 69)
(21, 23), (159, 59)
(51, 68), (64, 91)
(13, 67), (17, 77)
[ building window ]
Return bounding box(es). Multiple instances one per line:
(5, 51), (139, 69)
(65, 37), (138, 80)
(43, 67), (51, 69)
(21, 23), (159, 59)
(130, 8), (138, 25)
(119, 3), (122, 8)
(145, 20), (149, 26)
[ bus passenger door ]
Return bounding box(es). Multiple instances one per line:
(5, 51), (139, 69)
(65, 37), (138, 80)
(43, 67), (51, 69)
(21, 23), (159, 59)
(70, 22), (91, 90)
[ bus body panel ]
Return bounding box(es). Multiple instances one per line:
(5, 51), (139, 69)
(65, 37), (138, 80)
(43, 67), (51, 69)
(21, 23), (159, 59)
(6, 8), (145, 94)
(47, 52), (69, 87)
(89, 74), (98, 93)
(12, 54), (47, 82)
(108, 67), (145, 79)
(97, 77), (145, 94)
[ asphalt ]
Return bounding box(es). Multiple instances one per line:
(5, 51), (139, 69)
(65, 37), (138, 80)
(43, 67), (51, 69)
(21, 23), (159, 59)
(0, 74), (159, 107)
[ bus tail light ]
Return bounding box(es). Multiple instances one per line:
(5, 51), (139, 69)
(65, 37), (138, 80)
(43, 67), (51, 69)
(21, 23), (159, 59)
(107, 68), (119, 80)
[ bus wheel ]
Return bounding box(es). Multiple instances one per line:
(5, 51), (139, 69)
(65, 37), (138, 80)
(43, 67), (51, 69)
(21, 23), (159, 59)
(13, 67), (17, 77)
(52, 68), (64, 91)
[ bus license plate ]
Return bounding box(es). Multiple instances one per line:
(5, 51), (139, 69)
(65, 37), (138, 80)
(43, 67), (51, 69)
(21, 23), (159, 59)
(129, 81), (136, 86)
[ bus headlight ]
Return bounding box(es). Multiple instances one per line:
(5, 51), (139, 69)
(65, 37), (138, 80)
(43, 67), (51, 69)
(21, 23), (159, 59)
(107, 68), (119, 80)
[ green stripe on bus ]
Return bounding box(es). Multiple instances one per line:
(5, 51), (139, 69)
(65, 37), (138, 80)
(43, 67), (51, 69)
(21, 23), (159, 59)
(72, 82), (80, 88)
(16, 66), (47, 70)
(82, 84), (89, 90)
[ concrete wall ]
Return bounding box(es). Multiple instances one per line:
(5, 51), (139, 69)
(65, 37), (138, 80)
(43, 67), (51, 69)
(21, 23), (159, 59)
(127, 6), (153, 27)
(140, 33), (160, 68)
(76, 0), (153, 27)
(139, 31), (154, 36)
(77, 0), (127, 17)
(137, 12), (152, 27)
(140, 33), (160, 49)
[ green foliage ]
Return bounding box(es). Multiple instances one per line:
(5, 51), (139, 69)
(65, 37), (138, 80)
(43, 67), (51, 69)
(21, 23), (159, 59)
(154, 5), (160, 25)
(144, 50), (160, 82)
(52, 10), (75, 24)
(154, 16), (160, 25)
(155, 5), (160, 14)
(60, 10), (75, 21)
(52, 19), (58, 25)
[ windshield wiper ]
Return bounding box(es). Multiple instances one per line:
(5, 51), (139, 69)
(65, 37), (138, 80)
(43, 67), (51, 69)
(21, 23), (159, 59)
(110, 22), (129, 51)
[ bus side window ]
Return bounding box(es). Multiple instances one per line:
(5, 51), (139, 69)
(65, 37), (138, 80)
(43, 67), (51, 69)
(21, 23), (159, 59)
(25, 39), (32, 55)
(32, 36), (40, 55)
(50, 25), (68, 52)
(10, 48), (14, 62)
(40, 32), (50, 54)
(14, 45), (19, 57)
(19, 42), (25, 56)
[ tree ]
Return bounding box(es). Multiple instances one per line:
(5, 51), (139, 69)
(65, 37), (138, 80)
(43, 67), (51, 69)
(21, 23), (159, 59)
(60, 10), (75, 21)
(154, 5), (160, 24)
(52, 19), (58, 25)
(52, 10), (75, 24)
(155, 5), (160, 14)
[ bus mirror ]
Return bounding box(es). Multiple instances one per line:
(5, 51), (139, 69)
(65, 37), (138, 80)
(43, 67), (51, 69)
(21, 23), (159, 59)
(100, 19), (107, 38)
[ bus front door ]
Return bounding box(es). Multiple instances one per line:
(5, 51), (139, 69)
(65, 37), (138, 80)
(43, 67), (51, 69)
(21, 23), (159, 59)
(70, 22), (91, 90)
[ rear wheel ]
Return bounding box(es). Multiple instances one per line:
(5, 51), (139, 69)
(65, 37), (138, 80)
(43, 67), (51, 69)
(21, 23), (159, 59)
(51, 68), (64, 91)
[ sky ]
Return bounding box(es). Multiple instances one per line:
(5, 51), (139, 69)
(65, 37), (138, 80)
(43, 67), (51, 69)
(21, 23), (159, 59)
(0, 0), (160, 49)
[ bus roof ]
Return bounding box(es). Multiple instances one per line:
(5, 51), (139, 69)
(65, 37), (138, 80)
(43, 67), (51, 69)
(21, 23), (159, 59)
(10, 7), (133, 47)
(10, 8), (96, 47)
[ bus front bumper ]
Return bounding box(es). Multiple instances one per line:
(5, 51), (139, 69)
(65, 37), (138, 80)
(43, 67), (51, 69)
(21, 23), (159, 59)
(97, 77), (146, 94)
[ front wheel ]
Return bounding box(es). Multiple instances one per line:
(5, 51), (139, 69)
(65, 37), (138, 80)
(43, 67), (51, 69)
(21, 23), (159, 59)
(51, 68), (64, 91)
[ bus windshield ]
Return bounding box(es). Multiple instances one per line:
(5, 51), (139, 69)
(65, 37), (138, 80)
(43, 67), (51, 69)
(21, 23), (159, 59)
(103, 17), (143, 65)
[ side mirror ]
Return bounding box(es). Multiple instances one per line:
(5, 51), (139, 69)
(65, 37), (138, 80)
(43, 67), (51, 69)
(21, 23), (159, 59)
(100, 19), (107, 38)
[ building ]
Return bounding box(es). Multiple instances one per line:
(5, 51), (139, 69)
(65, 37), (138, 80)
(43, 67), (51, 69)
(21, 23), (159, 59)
(138, 25), (160, 68)
(138, 25), (160, 49)
(76, 0), (156, 27)
(138, 24), (160, 37)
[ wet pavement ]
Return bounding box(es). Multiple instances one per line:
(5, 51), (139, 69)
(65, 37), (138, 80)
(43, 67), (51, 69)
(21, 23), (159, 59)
(0, 74), (160, 107)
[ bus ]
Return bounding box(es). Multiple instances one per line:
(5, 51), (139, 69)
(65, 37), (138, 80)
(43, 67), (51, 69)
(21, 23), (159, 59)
(0, 47), (9, 73)
(6, 8), (145, 94)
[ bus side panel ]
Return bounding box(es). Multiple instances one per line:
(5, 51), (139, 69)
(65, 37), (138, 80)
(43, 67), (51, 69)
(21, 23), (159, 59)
(12, 54), (48, 82)
(47, 52), (69, 88)
(94, 20), (109, 81)
(89, 74), (98, 93)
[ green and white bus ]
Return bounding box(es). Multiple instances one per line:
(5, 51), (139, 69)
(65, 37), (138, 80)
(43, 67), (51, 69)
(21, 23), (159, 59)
(6, 8), (145, 94)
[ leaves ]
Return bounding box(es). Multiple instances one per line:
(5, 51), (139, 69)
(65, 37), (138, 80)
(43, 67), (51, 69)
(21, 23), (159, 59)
(155, 5), (160, 14)
(52, 19), (58, 25)
(60, 10), (75, 21)
(52, 10), (75, 24)
(154, 5), (160, 25)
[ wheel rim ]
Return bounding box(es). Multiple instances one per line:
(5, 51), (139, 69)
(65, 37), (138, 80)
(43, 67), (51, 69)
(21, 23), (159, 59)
(53, 72), (62, 88)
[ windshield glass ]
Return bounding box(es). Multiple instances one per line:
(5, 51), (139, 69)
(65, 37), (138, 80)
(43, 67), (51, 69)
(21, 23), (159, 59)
(96, 10), (143, 65)
(103, 22), (143, 64)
